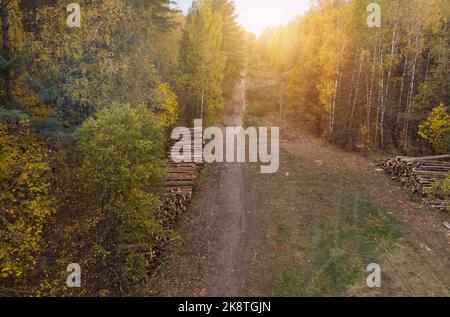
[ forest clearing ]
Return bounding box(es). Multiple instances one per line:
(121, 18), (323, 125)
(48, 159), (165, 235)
(149, 74), (450, 297)
(0, 0), (449, 299)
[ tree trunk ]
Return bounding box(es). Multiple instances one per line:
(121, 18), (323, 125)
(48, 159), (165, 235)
(279, 77), (285, 125)
(394, 53), (408, 147)
(380, 21), (398, 150)
(403, 35), (420, 148)
(1, 0), (12, 106)
(424, 51), (431, 81)
(347, 49), (359, 118)
(375, 29), (384, 147)
(349, 55), (363, 129)
(330, 47), (341, 140)
(367, 46), (377, 146)
(200, 81), (205, 119)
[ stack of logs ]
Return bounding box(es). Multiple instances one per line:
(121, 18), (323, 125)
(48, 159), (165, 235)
(164, 127), (203, 198)
(379, 155), (450, 211)
(153, 128), (204, 255)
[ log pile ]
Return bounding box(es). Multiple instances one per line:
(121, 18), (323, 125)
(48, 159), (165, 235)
(379, 155), (450, 210)
(151, 128), (204, 257)
(164, 127), (204, 198)
(155, 193), (190, 231)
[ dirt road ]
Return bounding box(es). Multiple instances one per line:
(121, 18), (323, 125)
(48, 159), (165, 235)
(150, 79), (450, 297)
(150, 78), (247, 296)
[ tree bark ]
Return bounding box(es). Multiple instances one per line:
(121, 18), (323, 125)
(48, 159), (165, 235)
(394, 53), (408, 147)
(330, 47), (341, 140)
(349, 55), (363, 130)
(380, 21), (398, 149)
(279, 77), (285, 124)
(1, 0), (12, 106)
(367, 46), (377, 146)
(403, 35), (420, 148)
(200, 81), (205, 119)
(375, 29), (384, 147)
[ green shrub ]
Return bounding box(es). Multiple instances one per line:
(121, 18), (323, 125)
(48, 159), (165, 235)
(74, 103), (167, 288)
(0, 108), (29, 123)
(419, 104), (450, 154)
(427, 172), (450, 200)
(31, 118), (63, 138)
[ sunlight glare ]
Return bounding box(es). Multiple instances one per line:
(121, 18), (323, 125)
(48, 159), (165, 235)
(176, 0), (311, 36)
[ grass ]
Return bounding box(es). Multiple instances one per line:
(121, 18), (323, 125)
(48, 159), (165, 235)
(242, 150), (402, 296)
(239, 93), (404, 296)
(193, 162), (211, 194)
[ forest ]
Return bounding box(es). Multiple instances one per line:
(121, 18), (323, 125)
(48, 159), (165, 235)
(250, 0), (450, 154)
(0, 0), (246, 296)
(0, 0), (449, 297)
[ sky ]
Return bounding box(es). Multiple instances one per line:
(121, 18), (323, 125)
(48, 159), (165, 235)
(174, 0), (311, 36)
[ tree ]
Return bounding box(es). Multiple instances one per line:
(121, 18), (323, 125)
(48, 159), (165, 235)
(74, 104), (167, 290)
(180, 0), (225, 121)
(0, 0), (25, 108)
(253, 0), (450, 154)
(149, 83), (179, 129)
(212, 0), (246, 98)
(0, 122), (55, 296)
(29, 0), (179, 126)
(418, 103), (450, 154)
(0, 0), (12, 104)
